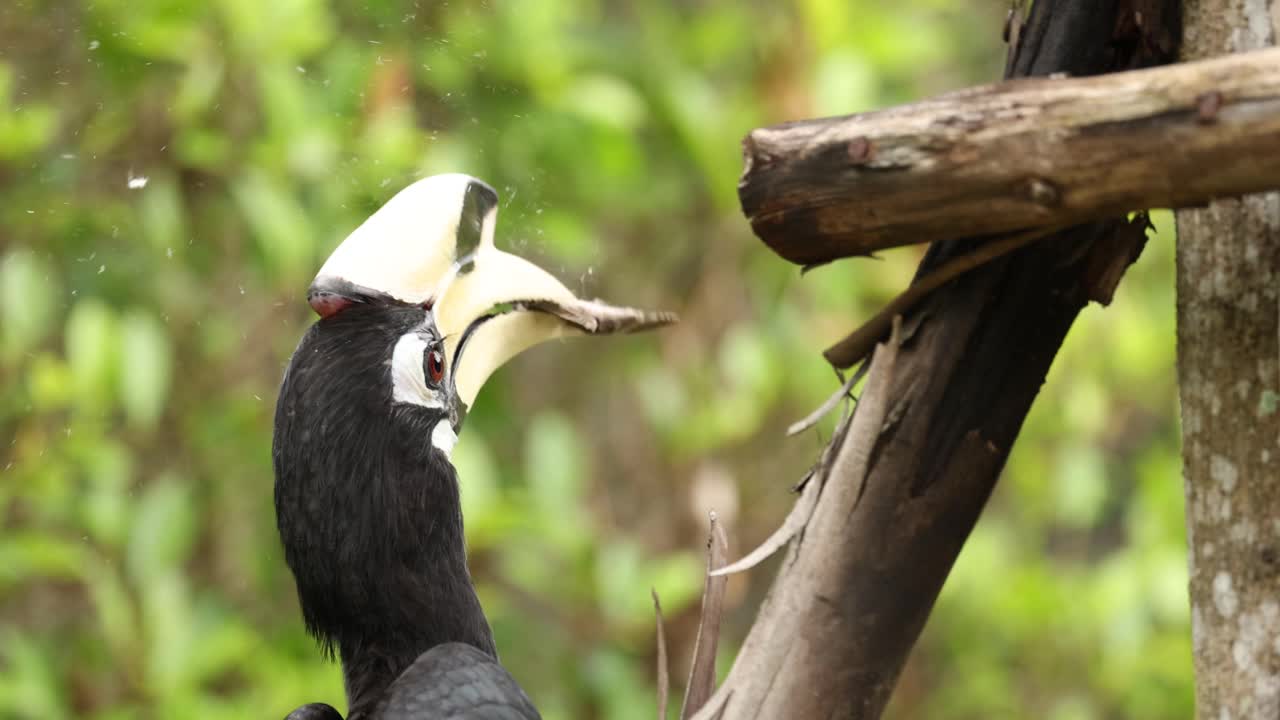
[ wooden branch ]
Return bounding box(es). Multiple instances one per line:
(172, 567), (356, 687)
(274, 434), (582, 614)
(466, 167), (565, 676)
(741, 45), (1280, 265)
(696, 2), (1182, 717)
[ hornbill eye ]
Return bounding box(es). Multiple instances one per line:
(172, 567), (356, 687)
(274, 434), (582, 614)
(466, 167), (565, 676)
(424, 348), (445, 387)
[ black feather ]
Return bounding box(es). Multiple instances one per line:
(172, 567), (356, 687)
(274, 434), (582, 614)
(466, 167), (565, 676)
(274, 300), (511, 717)
(374, 643), (540, 720)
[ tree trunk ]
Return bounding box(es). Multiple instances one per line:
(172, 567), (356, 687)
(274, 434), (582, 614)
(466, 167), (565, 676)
(692, 2), (1180, 717)
(1177, 2), (1280, 717)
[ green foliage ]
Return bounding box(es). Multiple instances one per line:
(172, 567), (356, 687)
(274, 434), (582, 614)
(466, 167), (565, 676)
(1, 1), (1187, 718)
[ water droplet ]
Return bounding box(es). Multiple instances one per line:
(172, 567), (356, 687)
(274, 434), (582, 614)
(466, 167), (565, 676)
(98, 265), (106, 274)
(127, 172), (148, 189)
(88, 40), (100, 50)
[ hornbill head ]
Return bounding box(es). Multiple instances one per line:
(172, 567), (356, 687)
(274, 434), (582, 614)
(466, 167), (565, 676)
(272, 174), (671, 714)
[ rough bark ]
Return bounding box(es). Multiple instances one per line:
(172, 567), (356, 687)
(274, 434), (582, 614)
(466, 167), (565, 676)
(740, 47), (1280, 266)
(692, 2), (1181, 718)
(1177, 2), (1280, 717)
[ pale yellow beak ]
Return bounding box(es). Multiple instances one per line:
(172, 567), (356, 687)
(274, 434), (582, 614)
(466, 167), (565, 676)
(310, 174), (675, 408)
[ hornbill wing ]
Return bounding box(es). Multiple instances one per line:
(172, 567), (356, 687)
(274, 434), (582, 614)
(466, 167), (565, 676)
(374, 643), (541, 720)
(284, 703), (344, 720)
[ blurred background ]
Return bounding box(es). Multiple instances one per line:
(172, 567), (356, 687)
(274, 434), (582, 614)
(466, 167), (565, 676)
(0, 1), (1188, 718)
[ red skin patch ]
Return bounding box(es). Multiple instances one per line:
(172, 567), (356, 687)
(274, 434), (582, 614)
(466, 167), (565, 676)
(308, 292), (356, 318)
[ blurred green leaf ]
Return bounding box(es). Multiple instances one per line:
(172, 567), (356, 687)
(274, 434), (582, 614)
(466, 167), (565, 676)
(185, 602), (259, 687)
(139, 176), (187, 255)
(232, 170), (315, 286)
(84, 561), (141, 669)
(0, 630), (70, 720)
(142, 571), (196, 697)
(25, 353), (75, 411)
(127, 476), (198, 585)
(456, 434), (524, 550)
(64, 299), (119, 413)
(560, 74), (648, 131)
(80, 439), (136, 548)
(1, 249), (60, 363)
(0, 532), (89, 588)
(812, 49), (876, 116)
(118, 309), (174, 431)
(580, 649), (652, 720)
(0, 63), (58, 160)
(1053, 444), (1107, 529)
(524, 412), (588, 549)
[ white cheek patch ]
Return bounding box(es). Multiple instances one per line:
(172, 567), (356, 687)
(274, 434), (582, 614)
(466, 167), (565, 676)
(390, 333), (443, 408)
(431, 422), (458, 459)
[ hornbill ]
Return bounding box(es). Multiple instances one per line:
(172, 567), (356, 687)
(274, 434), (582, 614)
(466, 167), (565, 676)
(273, 175), (673, 719)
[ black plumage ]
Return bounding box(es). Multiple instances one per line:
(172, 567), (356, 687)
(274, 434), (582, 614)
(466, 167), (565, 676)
(273, 300), (538, 719)
(374, 643), (541, 719)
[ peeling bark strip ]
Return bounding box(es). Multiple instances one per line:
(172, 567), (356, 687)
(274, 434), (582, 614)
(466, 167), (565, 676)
(692, 325), (902, 720)
(652, 590), (670, 720)
(698, 2), (1182, 717)
(739, 46), (1280, 266)
(1177, 1), (1280, 717)
(681, 515), (729, 720)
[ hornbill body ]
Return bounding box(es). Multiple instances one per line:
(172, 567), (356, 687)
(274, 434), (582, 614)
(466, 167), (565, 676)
(273, 175), (671, 719)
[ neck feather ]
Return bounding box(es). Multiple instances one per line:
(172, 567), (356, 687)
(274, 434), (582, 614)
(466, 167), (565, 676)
(274, 348), (495, 717)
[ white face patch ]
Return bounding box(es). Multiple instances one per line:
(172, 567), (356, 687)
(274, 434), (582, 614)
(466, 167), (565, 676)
(391, 330), (459, 459)
(390, 332), (445, 409)
(431, 421), (458, 459)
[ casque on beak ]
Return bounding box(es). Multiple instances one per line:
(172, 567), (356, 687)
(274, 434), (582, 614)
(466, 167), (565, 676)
(308, 173), (675, 410)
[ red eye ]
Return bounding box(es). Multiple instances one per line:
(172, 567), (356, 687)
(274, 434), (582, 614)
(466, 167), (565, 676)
(425, 349), (445, 386)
